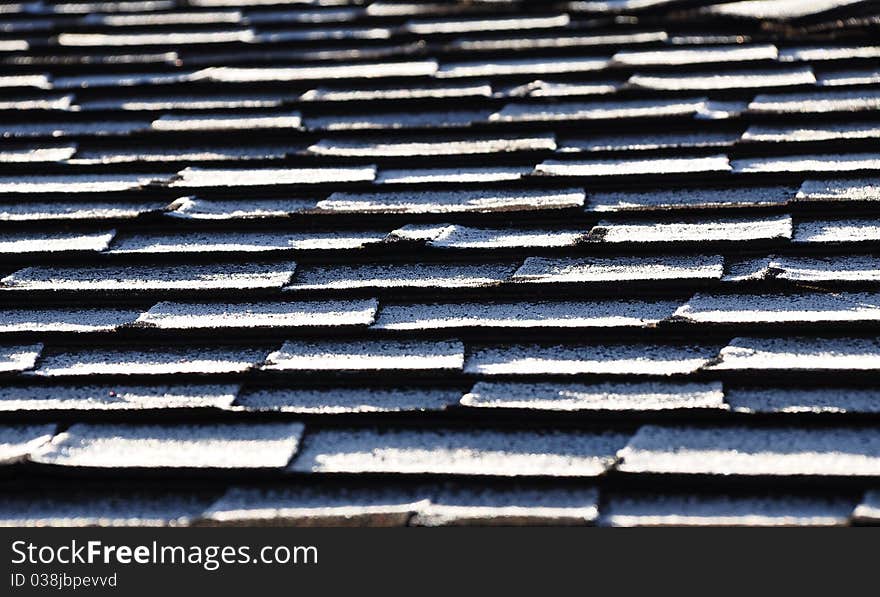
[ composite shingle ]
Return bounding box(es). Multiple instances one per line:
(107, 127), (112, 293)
(466, 343), (719, 376)
(31, 346), (269, 377)
(618, 425), (880, 476)
(170, 166), (376, 189)
(264, 340), (464, 372)
(287, 262), (517, 291)
(601, 493), (855, 526)
(0, 424), (56, 464)
(0, 308), (139, 333)
(34, 423), (303, 469)
(587, 186), (795, 212)
(535, 156), (731, 177)
(674, 292), (880, 324)
(727, 387), (880, 414)
(236, 386), (457, 414)
(709, 337), (880, 372)
(308, 134), (556, 157)
(589, 215), (792, 244)
(2, 263), (296, 292)
(204, 485), (425, 526)
(0, 490), (218, 527)
(511, 256), (723, 283)
(373, 300), (681, 330)
(412, 484), (600, 526)
(290, 428), (628, 477)
(0, 384), (238, 412)
(317, 188), (584, 214)
(462, 381), (725, 411)
(137, 300), (378, 330)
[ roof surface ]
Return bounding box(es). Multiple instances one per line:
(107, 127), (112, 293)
(2, 0), (880, 526)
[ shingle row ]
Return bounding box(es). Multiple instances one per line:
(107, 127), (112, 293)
(3, 481), (875, 527)
(5, 380), (879, 415)
(7, 335), (880, 378)
(9, 422), (880, 484)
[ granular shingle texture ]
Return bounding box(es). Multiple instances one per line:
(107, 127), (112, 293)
(4, 0), (880, 526)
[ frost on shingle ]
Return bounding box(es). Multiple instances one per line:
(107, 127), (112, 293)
(559, 131), (739, 153)
(695, 100), (750, 120)
(535, 155), (731, 177)
(512, 256), (723, 284)
(450, 30), (666, 53)
(0, 344), (42, 373)
(308, 134), (556, 157)
(490, 98), (707, 123)
(500, 79), (619, 99)
(151, 112), (302, 131)
(79, 93), (290, 111)
(1, 120), (150, 138)
(0, 74), (50, 89)
(749, 90), (880, 114)
(376, 166), (530, 185)
(56, 29), (253, 47)
(701, 0), (867, 20)
(191, 61), (439, 82)
(0, 490), (218, 527)
(612, 44), (777, 66)
(138, 300), (378, 330)
(425, 226), (584, 250)
(819, 67), (880, 87)
(0, 200), (168, 222)
(412, 484), (599, 526)
(601, 493), (854, 527)
(318, 188), (585, 214)
(110, 230), (384, 253)
(709, 337), (880, 372)
(304, 109), (492, 131)
(731, 153), (880, 173)
(2, 262), (296, 292)
(0, 424), (55, 464)
(781, 46), (880, 62)
(438, 56), (608, 78)
(405, 14), (569, 34)
(35, 422), (303, 469)
(794, 219), (880, 244)
(31, 346), (268, 377)
(0, 173), (169, 194)
(204, 485), (425, 527)
(675, 292), (880, 324)
(853, 490), (880, 522)
(52, 71), (194, 90)
(288, 262), (517, 291)
(0, 93), (74, 111)
(265, 340), (464, 373)
(590, 215), (791, 244)
(0, 308), (139, 333)
(727, 386), (880, 414)
(795, 178), (880, 203)
(0, 144), (76, 163)
(771, 255), (880, 282)
(0, 230), (114, 254)
(236, 386), (457, 414)
(289, 428), (629, 477)
(465, 343), (719, 376)
(627, 67), (815, 91)
(170, 166), (376, 189)
(587, 186), (796, 212)
(68, 146), (300, 166)
(299, 81), (492, 102)
(462, 381), (725, 411)
(0, 384), (237, 412)
(618, 425), (880, 476)
(373, 300), (681, 330)
(742, 123), (880, 143)
(166, 197), (318, 220)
